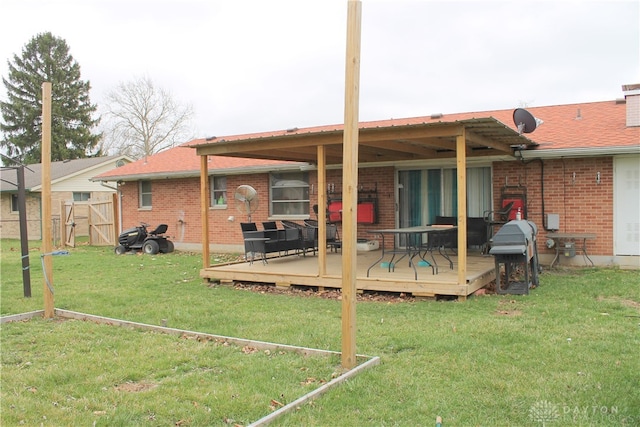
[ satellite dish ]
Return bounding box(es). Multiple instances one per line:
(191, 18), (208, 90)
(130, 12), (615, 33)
(234, 185), (259, 222)
(513, 108), (542, 134)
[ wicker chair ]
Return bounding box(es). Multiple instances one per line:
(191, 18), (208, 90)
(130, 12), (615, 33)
(281, 220), (317, 256)
(304, 219), (340, 252)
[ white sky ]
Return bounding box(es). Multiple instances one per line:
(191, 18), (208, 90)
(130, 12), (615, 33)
(1, 0), (638, 139)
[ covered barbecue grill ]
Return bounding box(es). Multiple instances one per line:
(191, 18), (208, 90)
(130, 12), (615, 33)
(489, 220), (540, 295)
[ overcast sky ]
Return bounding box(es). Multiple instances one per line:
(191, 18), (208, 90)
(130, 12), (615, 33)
(1, 0), (638, 140)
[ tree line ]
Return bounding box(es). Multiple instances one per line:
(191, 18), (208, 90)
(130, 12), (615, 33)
(0, 32), (194, 166)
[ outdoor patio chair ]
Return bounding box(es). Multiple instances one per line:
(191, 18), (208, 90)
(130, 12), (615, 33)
(418, 227), (456, 274)
(240, 222), (258, 232)
(262, 221), (277, 230)
(304, 219), (341, 252)
(282, 220), (317, 256)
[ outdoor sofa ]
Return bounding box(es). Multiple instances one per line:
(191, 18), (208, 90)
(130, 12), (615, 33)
(241, 221), (316, 261)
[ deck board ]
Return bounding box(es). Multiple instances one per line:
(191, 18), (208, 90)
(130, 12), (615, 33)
(201, 249), (496, 298)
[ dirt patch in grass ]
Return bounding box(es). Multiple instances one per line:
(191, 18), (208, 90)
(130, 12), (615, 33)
(597, 296), (640, 310)
(495, 309), (522, 316)
(495, 299), (522, 316)
(114, 381), (158, 393)
(620, 299), (640, 309)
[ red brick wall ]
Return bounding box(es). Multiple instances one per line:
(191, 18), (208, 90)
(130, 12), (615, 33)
(492, 157), (613, 256)
(119, 158), (614, 256)
(119, 168), (398, 248)
(120, 175), (272, 246)
(309, 167), (396, 243)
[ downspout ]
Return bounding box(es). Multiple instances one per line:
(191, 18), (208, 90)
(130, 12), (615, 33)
(537, 159), (546, 229)
(522, 156), (547, 229)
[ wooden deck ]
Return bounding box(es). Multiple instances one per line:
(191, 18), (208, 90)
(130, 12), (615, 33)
(201, 249), (496, 299)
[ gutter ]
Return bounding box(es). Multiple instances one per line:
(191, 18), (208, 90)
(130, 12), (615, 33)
(520, 146), (640, 160)
(91, 163), (309, 182)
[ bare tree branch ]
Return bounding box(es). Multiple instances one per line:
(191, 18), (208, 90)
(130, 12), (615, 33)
(99, 75), (194, 159)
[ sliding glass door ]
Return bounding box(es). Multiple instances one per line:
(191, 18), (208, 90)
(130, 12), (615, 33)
(398, 166), (491, 228)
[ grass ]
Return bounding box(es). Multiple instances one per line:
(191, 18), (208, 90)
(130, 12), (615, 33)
(1, 239), (639, 426)
(1, 317), (341, 426)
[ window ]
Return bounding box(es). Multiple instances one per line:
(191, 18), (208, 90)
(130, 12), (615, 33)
(270, 172), (309, 217)
(210, 176), (227, 206)
(73, 192), (91, 202)
(139, 180), (152, 208)
(11, 194), (19, 212)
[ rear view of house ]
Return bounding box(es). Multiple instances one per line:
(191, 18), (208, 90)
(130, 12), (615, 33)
(94, 85), (639, 271)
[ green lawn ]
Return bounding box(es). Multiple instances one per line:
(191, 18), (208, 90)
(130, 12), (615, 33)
(1, 239), (639, 426)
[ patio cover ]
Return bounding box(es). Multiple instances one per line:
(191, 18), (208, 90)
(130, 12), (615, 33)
(190, 117), (535, 281)
(191, 117), (536, 164)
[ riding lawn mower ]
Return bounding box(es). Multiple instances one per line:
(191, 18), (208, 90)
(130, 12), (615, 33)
(114, 222), (174, 255)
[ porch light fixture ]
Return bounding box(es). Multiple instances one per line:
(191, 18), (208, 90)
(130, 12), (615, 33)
(511, 144), (526, 161)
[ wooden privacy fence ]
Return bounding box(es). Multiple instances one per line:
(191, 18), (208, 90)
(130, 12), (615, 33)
(60, 194), (118, 247)
(88, 194), (118, 246)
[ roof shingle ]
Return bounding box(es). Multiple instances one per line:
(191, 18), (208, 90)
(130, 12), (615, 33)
(95, 100), (639, 181)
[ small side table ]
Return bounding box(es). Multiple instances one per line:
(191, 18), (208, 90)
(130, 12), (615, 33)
(244, 238), (270, 265)
(547, 233), (596, 268)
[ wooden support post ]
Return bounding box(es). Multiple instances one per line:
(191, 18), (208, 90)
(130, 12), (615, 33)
(317, 145), (327, 276)
(341, 0), (362, 369)
(41, 82), (54, 318)
(200, 155), (210, 270)
(456, 128), (468, 287)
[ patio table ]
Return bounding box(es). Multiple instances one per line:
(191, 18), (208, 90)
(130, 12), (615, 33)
(366, 226), (457, 280)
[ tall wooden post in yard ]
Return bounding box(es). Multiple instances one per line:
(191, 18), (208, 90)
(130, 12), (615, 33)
(341, 0), (362, 369)
(41, 82), (54, 318)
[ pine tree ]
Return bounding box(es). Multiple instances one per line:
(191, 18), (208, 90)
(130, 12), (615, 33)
(0, 32), (101, 165)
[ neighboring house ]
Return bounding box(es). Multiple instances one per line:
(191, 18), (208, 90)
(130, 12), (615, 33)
(0, 156), (132, 240)
(94, 84), (639, 267)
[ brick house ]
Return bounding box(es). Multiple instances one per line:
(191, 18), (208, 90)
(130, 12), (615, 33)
(94, 85), (639, 268)
(1, 156), (132, 240)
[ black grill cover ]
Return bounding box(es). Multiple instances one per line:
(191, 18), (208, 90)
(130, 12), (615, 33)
(489, 220), (537, 255)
